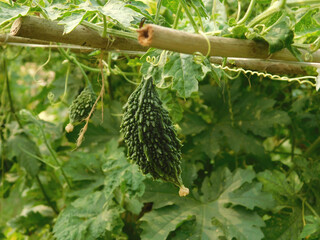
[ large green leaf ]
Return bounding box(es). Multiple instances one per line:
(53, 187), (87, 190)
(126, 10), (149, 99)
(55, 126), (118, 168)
(263, 210), (303, 240)
(299, 216), (320, 239)
(63, 152), (105, 197)
(257, 170), (304, 239)
(190, 83), (290, 157)
(263, 16), (294, 54)
(102, 140), (145, 212)
(100, 0), (142, 27)
(6, 134), (41, 177)
(164, 53), (202, 98)
(140, 168), (274, 240)
(58, 11), (88, 34)
(141, 51), (204, 98)
(257, 170), (303, 203)
(0, 3), (29, 26)
(9, 207), (52, 234)
(294, 8), (320, 39)
(233, 94), (291, 137)
(53, 191), (124, 240)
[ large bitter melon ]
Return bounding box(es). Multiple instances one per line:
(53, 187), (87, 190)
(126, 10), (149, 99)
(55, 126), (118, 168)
(121, 77), (189, 196)
(65, 87), (96, 133)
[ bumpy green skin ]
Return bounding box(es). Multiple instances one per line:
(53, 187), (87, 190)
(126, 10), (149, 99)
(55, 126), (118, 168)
(120, 78), (184, 187)
(69, 87), (96, 123)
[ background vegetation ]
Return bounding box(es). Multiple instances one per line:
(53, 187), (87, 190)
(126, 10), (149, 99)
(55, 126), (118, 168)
(1, 0), (320, 239)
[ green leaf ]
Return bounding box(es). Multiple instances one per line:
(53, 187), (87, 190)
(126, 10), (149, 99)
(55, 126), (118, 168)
(53, 191), (124, 240)
(162, 0), (180, 13)
(299, 216), (320, 239)
(6, 134), (41, 177)
(259, 15), (293, 54)
(100, 0), (142, 27)
(164, 53), (202, 98)
(141, 167), (274, 240)
(219, 125), (265, 156)
(140, 49), (167, 84)
(263, 209), (303, 240)
(295, 8), (320, 38)
(63, 152), (105, 197)
(257, 170), (303, 204)
(233, 95), (291, 137)
(58, 11), (88, 34)
(102, 140), (145, 205)
(158, 89), (184, 122)
(193, 129), (220, 159)
(125, 0), (154, 22)
(9, 207), (52, 234)
(187, 0), (208, 18)
(42, 3), (69, 20)
(141, 205), (189, 240)
(194, 83), (290, 157)
(0, 3), (29, 26)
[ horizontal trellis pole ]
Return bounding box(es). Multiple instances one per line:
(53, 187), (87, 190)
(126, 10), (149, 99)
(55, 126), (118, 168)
(0, 17), (318, 75)
(137, 24), (320, 63)
(10, 16), (147, 52)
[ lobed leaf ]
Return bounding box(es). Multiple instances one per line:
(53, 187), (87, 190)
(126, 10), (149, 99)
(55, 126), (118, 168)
(141, 167), (274, 240)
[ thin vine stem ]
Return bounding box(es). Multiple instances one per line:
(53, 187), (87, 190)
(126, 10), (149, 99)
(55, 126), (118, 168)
(247, 0), (286, 27)
(70, 55), (92, 88)
(173, 4), (182, 29)
(62, 63), (71, 100)
(237, 0), (256, 25)
(179, 0), (199, 33)
(102, 15), (108, 38)
(35, 175), (59, 214)
(212, 0), (217, 20)
(19, 110), (72, 188)
(189, 1), (204, 31)
(299, 196), (320, 218)
(82, 21), (137, 40)
(155, 0), (163, 24)
(3, 56), (22, 128)
(287, 0), (320, 6)
(236, 0), (242, 22)
(58, 47), (92, 88)
(36, 120), (72, 188)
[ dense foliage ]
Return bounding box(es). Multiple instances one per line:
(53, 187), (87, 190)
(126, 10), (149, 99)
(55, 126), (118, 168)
(0, 0), (320, 240)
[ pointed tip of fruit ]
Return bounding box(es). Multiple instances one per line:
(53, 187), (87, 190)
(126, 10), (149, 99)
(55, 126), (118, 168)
(179, 185), (189, 197)
(65, 123), (74, 133)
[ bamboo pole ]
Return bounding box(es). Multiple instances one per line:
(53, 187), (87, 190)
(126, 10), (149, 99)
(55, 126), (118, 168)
(3, 17), (319, 75)
(209, 57), (319, 75)
(10, 16), (147, 52)
(137, 24), (320, 63)
(0, 34), (49, 45)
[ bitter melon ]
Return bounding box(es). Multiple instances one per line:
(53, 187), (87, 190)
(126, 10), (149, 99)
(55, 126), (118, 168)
(120, 77), (189, 196)
(65, 87), (96, 133)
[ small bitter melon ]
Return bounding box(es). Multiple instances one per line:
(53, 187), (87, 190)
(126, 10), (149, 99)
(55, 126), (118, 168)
(120, 77), (189, 196)
(65, 87), (96, 133)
